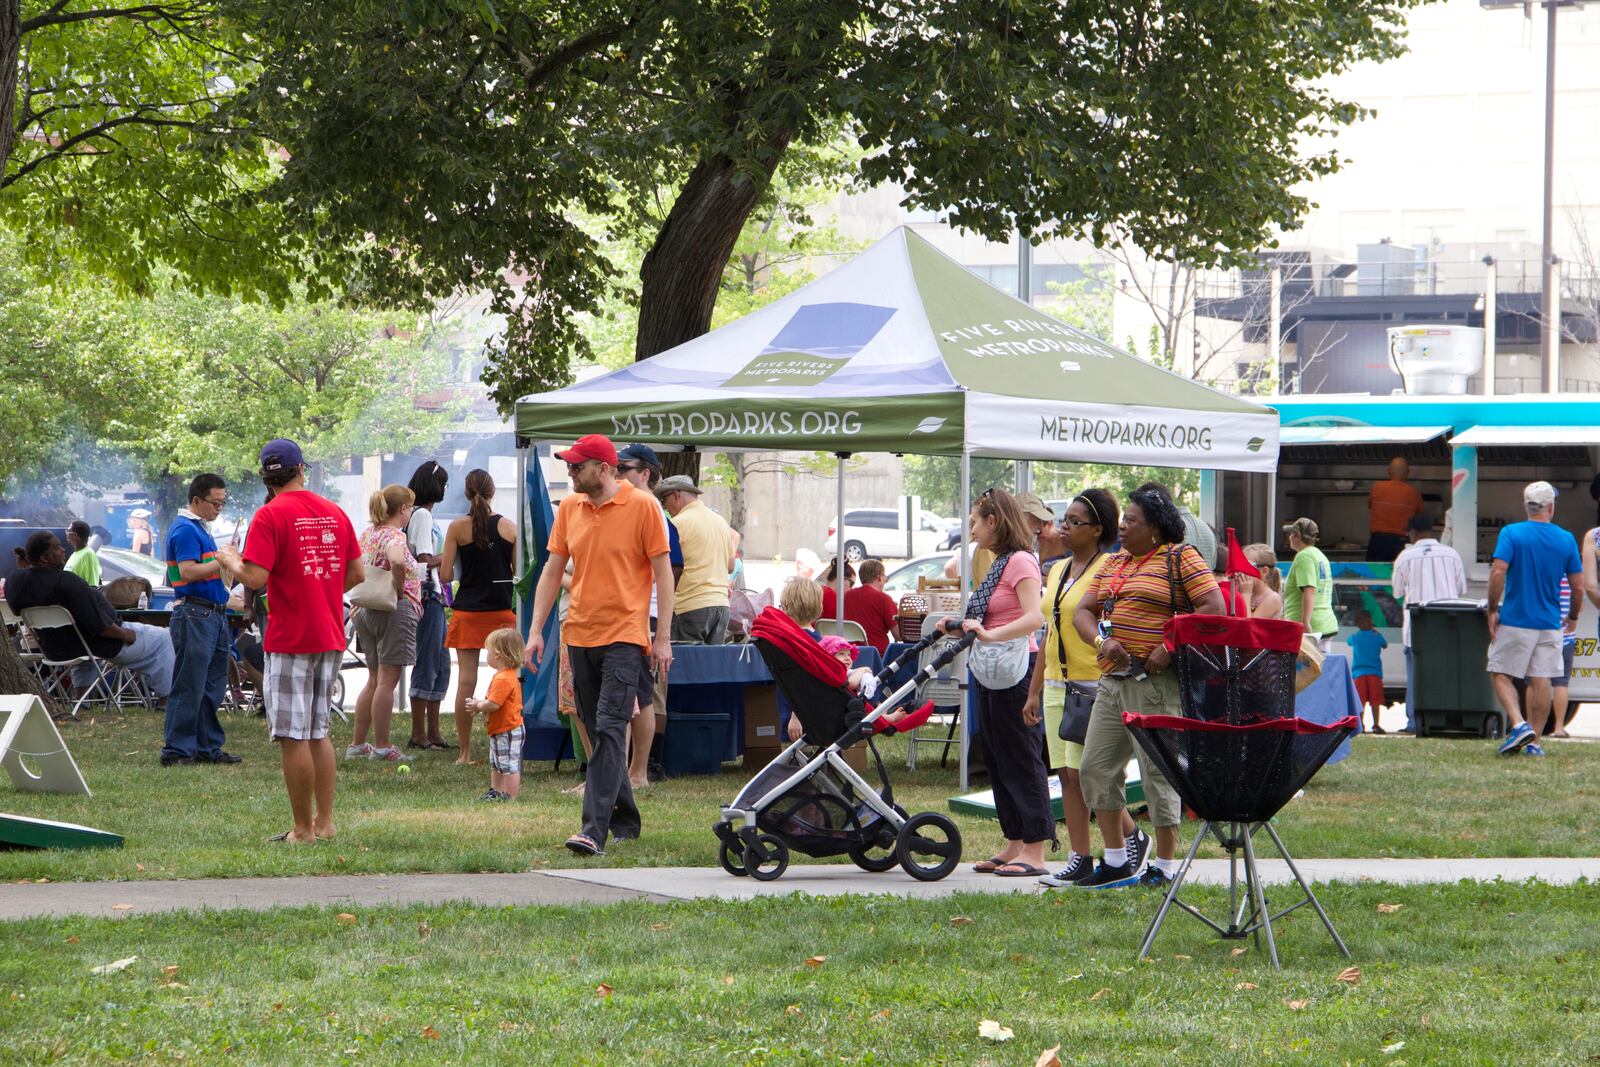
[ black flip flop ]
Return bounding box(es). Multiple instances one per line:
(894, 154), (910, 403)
(565, 834), (604, 857)
(266, 831), (295, 843)
(972, 855), (1010, 873)
(994, 862), (1049, 878)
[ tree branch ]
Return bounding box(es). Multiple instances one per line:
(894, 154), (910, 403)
(20, 2), (204, 34)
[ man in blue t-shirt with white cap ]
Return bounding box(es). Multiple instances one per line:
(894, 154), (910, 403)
(1487, 481), (1583, 757)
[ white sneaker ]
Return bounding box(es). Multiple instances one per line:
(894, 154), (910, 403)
(344, 743), (374, 760)
(370, 746), (411, 762)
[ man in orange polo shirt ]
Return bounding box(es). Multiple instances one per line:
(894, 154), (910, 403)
(527, 434), (673, 857)
(1368, 456), (1424, 562)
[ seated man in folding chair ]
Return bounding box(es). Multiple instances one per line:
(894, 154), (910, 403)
(4, 531), (175, 704)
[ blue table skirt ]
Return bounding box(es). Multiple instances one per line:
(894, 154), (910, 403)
(1297, 654), (1361, 765)
(666, 643), (883, 760)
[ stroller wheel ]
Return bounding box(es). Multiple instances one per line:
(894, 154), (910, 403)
(718, 839), (750, 878)
(744, 834), (790, 882)
(896, 812), (962, 882)
(848, 805), (906, 872)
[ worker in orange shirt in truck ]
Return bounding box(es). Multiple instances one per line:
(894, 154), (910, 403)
(1367, 456), (1424, 563)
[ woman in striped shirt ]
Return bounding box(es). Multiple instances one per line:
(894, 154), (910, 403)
(1071, 483), (1225, 889)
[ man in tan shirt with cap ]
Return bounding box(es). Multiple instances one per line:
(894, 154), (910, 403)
(657, 475), (735, 645)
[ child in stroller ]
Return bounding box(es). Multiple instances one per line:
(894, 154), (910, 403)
(713, 605), (972, 882)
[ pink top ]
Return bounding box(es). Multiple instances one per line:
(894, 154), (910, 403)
(982, 551), (1042, 651)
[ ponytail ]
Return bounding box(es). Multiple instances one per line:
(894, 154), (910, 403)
(464, 468), (496, 549)
(369, 484), (414, 526)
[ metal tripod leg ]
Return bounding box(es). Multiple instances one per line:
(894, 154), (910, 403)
(1240, 823), (1279, 968)
(1263, 820), (1351, 958)
(1137, 822), (1208, 960)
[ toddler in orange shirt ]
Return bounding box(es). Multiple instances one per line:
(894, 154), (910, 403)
(467, 628), (526, 801)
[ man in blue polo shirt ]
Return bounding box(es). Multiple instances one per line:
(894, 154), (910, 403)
(161, 473), (239, 767)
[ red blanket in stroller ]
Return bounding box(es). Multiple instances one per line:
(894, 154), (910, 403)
(750, 607), (847, 688)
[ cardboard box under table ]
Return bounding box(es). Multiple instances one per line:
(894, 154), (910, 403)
(664, 643), (883, 778)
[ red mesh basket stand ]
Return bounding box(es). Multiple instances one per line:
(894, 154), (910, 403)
(1124, 712), (1358, 967)
(1164, 615), (1304, 725)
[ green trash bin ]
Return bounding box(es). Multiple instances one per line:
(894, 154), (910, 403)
(1409, 600), (1505, 738)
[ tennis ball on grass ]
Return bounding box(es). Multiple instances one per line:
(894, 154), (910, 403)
(396, 764), (411, 775)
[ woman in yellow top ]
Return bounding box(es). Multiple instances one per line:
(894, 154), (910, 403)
(1023, 489), (1143, 888)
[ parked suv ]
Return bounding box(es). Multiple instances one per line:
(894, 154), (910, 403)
(825, 509), (951, 562)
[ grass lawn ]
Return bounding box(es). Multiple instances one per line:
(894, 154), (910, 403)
(3, 882), (1598, 1064)
(1, 707), (1597, 883)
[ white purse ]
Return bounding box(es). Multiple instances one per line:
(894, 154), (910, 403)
(969, 636), (1029, 690)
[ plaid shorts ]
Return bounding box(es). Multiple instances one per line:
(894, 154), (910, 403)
(265, 650), (343, 741)
(488, 725), (525, 775)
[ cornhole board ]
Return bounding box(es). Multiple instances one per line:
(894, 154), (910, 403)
(0, 812), (123, 850)
(949, 758), (1144, 821)
(1, 694), (91, 796)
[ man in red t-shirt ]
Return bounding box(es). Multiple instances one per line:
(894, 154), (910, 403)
(219, 439), (363, 845)
(844, 558), (898, 654)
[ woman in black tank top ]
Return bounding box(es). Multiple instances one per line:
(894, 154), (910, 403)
(441, 470), (519, 764)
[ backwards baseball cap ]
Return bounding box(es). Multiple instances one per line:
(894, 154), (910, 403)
(617, 443), (662, 471)
(654, 474), (703, 499)
(1524, 481), (1558, 509)
(1282, 516), (1319, 542)
(259, 438), (304, 474)
(556, 433), (618, 468)
(1014, 491), (1054, 525)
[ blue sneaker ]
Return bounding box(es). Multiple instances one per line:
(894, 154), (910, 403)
(1074, 860), (1140, 889)
(1499, 721), (1534, 755)
(1522, 742), (1546, 757)
(1137, 866), (1173, 889)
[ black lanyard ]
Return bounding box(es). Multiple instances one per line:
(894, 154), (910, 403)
(1052, 552), (1100, 667)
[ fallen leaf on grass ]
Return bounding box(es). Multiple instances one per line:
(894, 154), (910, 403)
(1382, 1041), (1406, 1055)
(1089, 988), (1111, 1002)
(135, 864), (146, 873)
(65, 936), (79, 945)
(35, 877), (49, 884)
(721, 976), (735, 987)
(949, 916), (973, 926)
(417, 922), (431, 941)
(874, 1009), (891, 1020)
(91, 956), (137, 976)
(1376, 903), (1404, 914)
(1036, 1045), (1063, 1067)
(111, 904), (134, 912)
(336, 913), (357, 926)
(1231, 947), (1248, 957)
(785, 1004), (802, 1017)
(336, 855), (347, 866)
(595, 984), (613, 999)
(421, 1026), (441, 1040)
(160, 981), (189, 990)
(977, 1020), (1014, 1042)
(1172, 954), (1192, 961)
(1286, 999), (1310, 1011)
(650, 922), (672, 931)
(162, 966), (180, 977)
(1235, 982), (1258, 991)
(1336, 966), (1362, 985)
(804, 956), (827, 968)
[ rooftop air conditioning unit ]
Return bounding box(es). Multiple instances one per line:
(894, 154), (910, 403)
(1387, 325), (1484, 395)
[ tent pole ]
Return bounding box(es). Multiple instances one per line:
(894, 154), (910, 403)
(835, 453), (847, 626)
(959, 448), (972, 791)
(515, 437), (529, 614)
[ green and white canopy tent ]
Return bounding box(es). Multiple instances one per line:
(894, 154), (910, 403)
(515, 226), (1280, 784)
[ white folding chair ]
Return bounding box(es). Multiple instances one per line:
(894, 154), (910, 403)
(815, 618), (870, 644)
(907, 614), (969, 770)
(18, 605), (152, 718)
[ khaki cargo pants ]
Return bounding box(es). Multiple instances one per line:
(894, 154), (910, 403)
(1078, 671), (1184, 829)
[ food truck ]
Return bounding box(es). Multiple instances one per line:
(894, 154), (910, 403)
(1229, 394), (1600, 702)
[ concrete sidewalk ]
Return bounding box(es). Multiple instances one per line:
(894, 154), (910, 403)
(2, 857), (1595, 922)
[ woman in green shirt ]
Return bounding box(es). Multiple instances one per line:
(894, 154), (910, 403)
(1282, 517), (1338, 650)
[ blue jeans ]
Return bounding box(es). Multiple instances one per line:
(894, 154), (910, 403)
(408, 594), (451, 701)
(163, 602), (231, 759)
(1403, 645), (1415, 732)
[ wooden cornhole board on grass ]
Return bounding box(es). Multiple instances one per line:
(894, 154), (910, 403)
(949, 758), (1144, 821)
(1, 694), (90, 796)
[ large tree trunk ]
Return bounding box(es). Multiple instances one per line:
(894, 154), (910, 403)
(638, 144), (788, 483)
(0, 0), (20, 177)
(0, 635), (54, 714)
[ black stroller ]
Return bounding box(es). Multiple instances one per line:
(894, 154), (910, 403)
(713, 608), (973, 882)
(1126, 613), (1359, 967)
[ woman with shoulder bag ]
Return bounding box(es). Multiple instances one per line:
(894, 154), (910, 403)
(348, 485), (424, 763)
(1072, 483), (1225, 889)
(950, 488), (1052, 878)
(404, 461), (454, 750)
(1024, 489), (1144, 888)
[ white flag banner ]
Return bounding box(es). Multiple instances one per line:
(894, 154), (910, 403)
(965, 393), (1280, 473)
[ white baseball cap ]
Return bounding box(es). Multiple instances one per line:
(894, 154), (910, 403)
(1524, 481), (1557, 509)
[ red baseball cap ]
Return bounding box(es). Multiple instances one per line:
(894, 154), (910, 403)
(556, 434), (618, 467)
